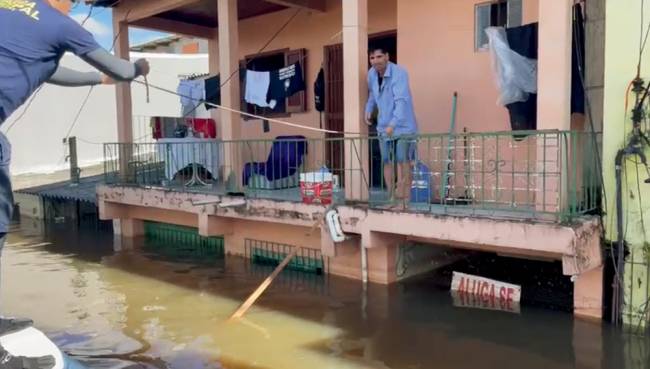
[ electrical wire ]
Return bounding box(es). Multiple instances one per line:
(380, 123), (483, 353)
(2, 86), (43, 134)
(80, 2), (94, 26)
(60, 7), (133, 148)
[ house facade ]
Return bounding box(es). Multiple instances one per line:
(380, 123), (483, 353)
(94, 0), (605, 320)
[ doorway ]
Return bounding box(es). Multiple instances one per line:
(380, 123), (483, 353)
(323, 31), (397, 188)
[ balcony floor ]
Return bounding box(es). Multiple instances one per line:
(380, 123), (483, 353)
(136, 180), (557, 222)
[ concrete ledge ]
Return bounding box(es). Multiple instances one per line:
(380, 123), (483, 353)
(97, 185), (602, 278)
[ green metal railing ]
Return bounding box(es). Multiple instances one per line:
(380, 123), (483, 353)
(103, 130), (601, 222)
(244, 239), (326, 275)
(143, 221), (225, 259)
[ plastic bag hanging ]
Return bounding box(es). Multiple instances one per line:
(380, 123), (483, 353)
(485, 27), (537, 106)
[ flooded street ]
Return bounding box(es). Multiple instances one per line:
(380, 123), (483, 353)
(0, 219), (648, 369)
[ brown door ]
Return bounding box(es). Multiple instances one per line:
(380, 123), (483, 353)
(324, 34), (396, 186)
(323, 43), (344, 177)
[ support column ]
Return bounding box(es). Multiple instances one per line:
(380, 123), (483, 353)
(537, 0), (573, 131)
(343, 0), (369, 201)
(536, 0), (573, 215)
(573, 319), (604, 369)
(218, 0), (242, 191)
(208, 25), (224, 182)
(208, 28), (220, 132)
(113, 8), (134, 181)
(113, 219), (145, 238)
(112, 218), (144, 251)
(574, 265), (604, 320)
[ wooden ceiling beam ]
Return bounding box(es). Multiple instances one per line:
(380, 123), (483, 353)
(131, 17), (215, 39)
(115, 0), (204, 23)
(264, 0), (326, 12)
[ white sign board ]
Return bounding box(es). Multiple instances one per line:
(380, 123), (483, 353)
(451, 272), (522, 313)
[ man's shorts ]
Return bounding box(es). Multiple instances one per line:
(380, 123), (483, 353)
(379, 136), (416, 165)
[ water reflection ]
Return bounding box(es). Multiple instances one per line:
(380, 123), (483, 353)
(0, 218), (647, 369)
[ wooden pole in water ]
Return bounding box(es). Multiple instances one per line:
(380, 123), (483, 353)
(229, 247), (299, 321)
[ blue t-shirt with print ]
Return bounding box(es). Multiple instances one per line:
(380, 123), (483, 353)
(0, 0), (100, 122)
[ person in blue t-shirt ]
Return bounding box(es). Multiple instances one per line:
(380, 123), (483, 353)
(0, 1), (150, 366)
(365, 46), (419, 209)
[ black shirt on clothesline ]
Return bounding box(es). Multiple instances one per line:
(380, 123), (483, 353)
(266, 62), (305, 105)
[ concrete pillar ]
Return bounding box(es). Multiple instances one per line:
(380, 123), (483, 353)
(536, 0), (573, 216)
(112, 8), (134, 181)
(208, 27), (220, 133)
(218, 0), (243, 191)
(112, 218), (144, 251)
(343, 0), (369, 201)
(574, 265), (604, 320)
(113, 218), (145, 238)
(573, 319), (604, 369)
(537, 0), (573, 131)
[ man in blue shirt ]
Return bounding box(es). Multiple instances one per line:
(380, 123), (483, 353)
(365, 47), (418, 208)
(0, 1), (150, 364)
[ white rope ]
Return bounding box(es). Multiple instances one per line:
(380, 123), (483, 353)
(133, 79), (361, 136)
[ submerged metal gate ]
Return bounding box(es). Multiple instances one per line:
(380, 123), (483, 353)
(245, 239), (327, 275)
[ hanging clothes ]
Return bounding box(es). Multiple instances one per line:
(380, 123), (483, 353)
(177, 79), (205, 118)
(499, 9), (584, 137)
(571, 3), (585, 115)
(266, 62), (305, 105)
(177, 79), (205, 107)
(151, 117), (185, 140)
(314, 67), (325, 112)
(503, 23), (539, 135)
(204, 74), (221, 110)
(487, 27), (537, 107)
(245, 70), (274, 108)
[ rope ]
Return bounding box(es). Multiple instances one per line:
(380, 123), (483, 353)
(143, 75), (150, 103)
(133, 79), (361, 135)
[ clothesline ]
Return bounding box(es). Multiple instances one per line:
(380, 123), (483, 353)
(133, 79), (363, 135)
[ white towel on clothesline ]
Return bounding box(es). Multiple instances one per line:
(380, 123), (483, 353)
(245, 70), (276, 109)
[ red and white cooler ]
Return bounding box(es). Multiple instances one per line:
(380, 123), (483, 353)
(300, 171), (334, 205)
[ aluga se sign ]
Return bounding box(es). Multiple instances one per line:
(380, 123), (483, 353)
(451, 272), (522, 313)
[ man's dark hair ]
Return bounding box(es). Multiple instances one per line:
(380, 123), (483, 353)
(369, 46), (388, 55)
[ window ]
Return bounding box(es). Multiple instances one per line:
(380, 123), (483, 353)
(475, 0), (523, 51)
(240, 48), (308, 119)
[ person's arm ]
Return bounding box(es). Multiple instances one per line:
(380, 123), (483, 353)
(81, 49), (148, 82)
(47, 66), (102, 87)
(58, 16), (148, 82)
(389, 70), (411, 131)
(365, 74), (377, 115)
(365, 73), (377, 125)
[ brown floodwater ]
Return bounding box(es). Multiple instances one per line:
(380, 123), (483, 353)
(0, 218), (648, 369)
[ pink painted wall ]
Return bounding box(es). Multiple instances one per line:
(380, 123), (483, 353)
(225, 220), (321, 256)
(397, 0), (539, 134)
(228, 0), (540, 138)
(234, 0), (397, 140)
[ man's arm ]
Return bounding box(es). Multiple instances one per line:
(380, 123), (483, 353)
(47, 66), (102, 87)
(81, 49), (148, 82)
(365, 74), (377, 114)
(57, 17), (148, 82)
(389, 70), (411, 130)
(365, 73), (377, 125)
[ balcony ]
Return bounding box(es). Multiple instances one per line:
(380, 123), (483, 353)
(103, 130), (601, 223)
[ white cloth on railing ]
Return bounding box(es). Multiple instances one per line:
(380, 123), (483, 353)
(156, 137), (222, 181)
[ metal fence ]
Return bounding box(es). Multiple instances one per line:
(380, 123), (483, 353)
(103, 130), (601, 222)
